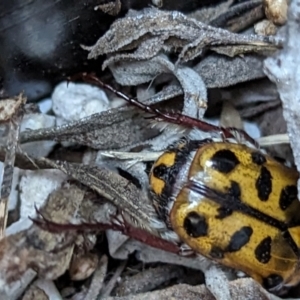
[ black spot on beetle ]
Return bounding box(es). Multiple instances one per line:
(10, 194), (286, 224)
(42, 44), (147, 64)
(228, 181), (241, 199)
(152, 164), (168, 180)
(251, 152), (266, 165)
(216, 206), (233, 219)
(210, 149), (240, 174)
(226, 226), (253, 252)
(279, 185), (298, 210)
(256, 166), (272, 201)
(210, 246), (224, 259)
(183, 212), (208, 238)
(255, 236), (272, 264)
(263, 274), (283, 290)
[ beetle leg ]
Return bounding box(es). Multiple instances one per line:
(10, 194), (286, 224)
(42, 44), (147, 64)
(69, 73), (258, 148)
(31, 207), (182, 255)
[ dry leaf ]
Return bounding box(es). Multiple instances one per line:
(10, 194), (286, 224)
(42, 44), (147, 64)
(85, 8), (280, 66)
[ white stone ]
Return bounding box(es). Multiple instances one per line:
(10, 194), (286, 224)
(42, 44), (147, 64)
(21, 113), (56, 157)
(38, 98), (52, 113)
(52, 81), (110, 125)
(6, 169), (66, 234)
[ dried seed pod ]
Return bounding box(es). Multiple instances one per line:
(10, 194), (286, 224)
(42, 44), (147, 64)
(254, 20), (277, 36)
(263, 0), (288, 25)
(69, 252), (99, 281)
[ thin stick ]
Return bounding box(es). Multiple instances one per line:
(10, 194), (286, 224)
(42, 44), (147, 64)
(98, 260), (127, 298)
(258, 134), (290, 146)
(0, 94), (26, 238)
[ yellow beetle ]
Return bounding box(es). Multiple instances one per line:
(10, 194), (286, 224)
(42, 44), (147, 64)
(150, 137), (300, 292)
